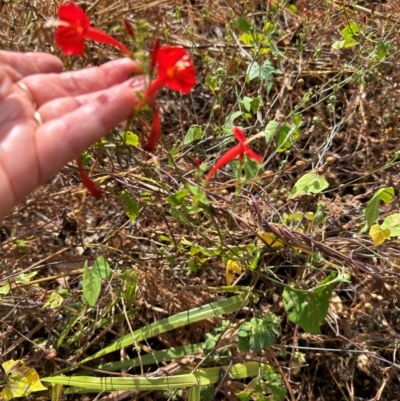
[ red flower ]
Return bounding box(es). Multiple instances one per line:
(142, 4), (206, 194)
(205, 127), (263, 182)
(55, 2), (131, 56)
(146, 44), (196, 97)
(143, 41), (196, 151)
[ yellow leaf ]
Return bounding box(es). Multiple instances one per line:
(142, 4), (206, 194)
(257, 230), (283, 248)
(226, 260), (242, 286)
(369, 224), (390, 247)
(1, 360), (47, 400)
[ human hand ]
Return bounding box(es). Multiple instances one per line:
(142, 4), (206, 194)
(0, 51), (145, 218)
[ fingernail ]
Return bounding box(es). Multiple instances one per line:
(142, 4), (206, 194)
(129, 76), (148, 91)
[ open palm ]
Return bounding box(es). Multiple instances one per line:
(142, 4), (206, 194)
(0, 51), (144, 218)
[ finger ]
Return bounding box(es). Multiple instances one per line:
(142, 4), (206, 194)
(37, 76), (146, 123)
(21, 58), (141, 107)
(35, 84), (141, 183)
(0, 51), (63, 81)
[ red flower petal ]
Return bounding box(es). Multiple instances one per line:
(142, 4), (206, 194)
(123, 18), (134, 37)
(58, 2), (90, 30)
(245, 148), (263, 163)
(205, 127), (263, 182)
(233, 126), (246, 143)
(205, 144), (243, 182)
(85, 28), (131, 55)
(77, 157), (102, 199)
(55, 2), (130, 56)
(55, 26), (86, 55)
(156, 46), (196, 93)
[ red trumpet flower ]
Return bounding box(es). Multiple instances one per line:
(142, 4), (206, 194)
(144, 41), (196, 151)
(205, 127), (262, 183)
(147, 45), (197, 97)
(55, 2), (131, 56)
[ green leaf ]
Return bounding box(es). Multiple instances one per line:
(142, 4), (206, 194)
(122, 131), (139, 146)
(342, 23), (360, 41)
(187, 185), (210, 205)
(237, 336), (251, 352)
(0, 281), (10, 295)
(283, 272), (348, 334)
(332, 23), (360, 49)
(205, 75), (218, 92)
(365, 187), (394, 228)
(167, 188), (189, 206)
(289, 171), (329, 198)
(269, 41), (285, 58)
(374, 40), (392, 62)
(275, 117), (301, 152)
(249, 334), (265, 352)
(15, 271), (37, 283)
(94, 256), (112, 279)
(239, 33), (255, 45)
(1, 360), (47, 400)
(275, 125), (291, 152)
(381, 213), (400, 237)
(264, 120), (278, 144)
(120, 190), (140, 221)
(184, 125), (203, 145)
(331, 40), (346, 50)
(246, 60), (281, 93)
(121, 269), (138, 302)
(83, 260), (102, 307)
(240, 96), (263, 114)
(236, 17), (252, 33)
(224, 110), (243, 132)
(43, 291), (65, 309)
(200, 385), (214, 401)
(251, 95), (263, 113)
(231, 158), (262, 181)
(240, 96), (253, 112)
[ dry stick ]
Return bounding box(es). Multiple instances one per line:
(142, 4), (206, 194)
(1, 318), (46, 357)
(268, 349), (296, 401)
(1, 246), (71, 283)
(229, 211), (389, 282)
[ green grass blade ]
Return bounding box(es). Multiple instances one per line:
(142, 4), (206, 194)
(79, 293), (246, 365)
(188, 383), (201, 401)
(42, 362), (271, 392)
(42, 375), (198, 391)
(97, 343), (203, 372)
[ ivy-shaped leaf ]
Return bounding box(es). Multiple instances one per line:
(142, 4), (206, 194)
(183, 125), (202, 145)
(1, 360), (47, 400)
(369, 224), (391, 247)
(283, 272), (348, 334)
(122, 131), (139, 146)
(289, 171), (329, 198)
(120, 190), (140, 221)
(365, 187), (394, 229)
(381, 213), (400, 236)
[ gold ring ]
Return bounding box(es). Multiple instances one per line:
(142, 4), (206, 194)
(17, 81), (37, 109)
(34, 111), (43, 126)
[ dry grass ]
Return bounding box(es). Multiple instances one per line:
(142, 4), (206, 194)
(1, 0), (400, 400)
